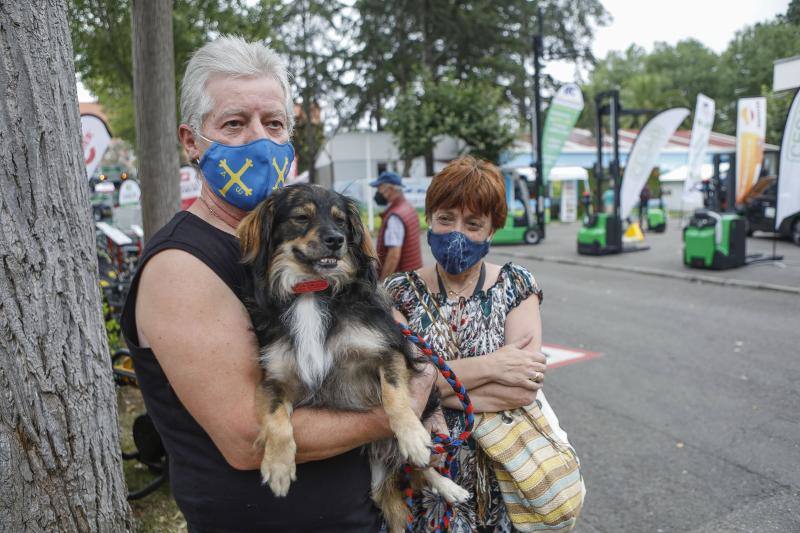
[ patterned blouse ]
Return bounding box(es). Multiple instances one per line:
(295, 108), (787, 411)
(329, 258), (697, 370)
(385, 262), (543, 533)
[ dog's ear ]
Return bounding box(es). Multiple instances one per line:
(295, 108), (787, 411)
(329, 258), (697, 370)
(344, 196), (379, 285)
(346, 197), (377, 260)
(237, 196), (275, 266)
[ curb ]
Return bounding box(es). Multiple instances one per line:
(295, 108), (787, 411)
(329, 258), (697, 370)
(491, 250), (800, 296)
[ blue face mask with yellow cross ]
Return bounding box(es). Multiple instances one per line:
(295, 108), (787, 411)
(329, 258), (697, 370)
(196, 132), (295, 211)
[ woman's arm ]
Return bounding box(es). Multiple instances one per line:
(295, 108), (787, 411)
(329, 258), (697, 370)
(441, 382), (540, 413)
(504, 290), (543, 353)
(391, 305), (545, 400)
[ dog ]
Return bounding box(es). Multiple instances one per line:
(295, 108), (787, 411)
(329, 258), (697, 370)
(237, 183), (468, 531)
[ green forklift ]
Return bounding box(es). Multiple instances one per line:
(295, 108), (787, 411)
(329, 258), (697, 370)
(578, 90), (652, 255)
(494, 16), (548, 246)
(683, 153), (747, 269)
(683, 210), (746, 269)
(682, 153), (782, 268)
(493, 171), (544, 245)
(645, 197), (667, 233)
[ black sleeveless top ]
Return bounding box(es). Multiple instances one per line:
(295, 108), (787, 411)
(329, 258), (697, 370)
(120, 211), (380, 532)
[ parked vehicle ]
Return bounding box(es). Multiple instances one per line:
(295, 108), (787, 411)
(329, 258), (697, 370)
(741, 176), (800, 245)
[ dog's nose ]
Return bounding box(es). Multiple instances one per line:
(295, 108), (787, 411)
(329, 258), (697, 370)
(322, 231), (345, 250)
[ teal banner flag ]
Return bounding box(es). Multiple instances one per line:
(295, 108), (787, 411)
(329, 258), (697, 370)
(541, 84), (584, 183)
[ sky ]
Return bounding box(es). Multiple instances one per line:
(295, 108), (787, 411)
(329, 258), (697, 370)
(76, 0), (791, 101)
(546, 0), (791, 82)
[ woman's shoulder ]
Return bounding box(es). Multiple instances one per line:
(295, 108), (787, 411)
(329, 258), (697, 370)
(384, 269), (425, 301)
(383, 269), (432, 316)
(495, 262), (543, 307)
(384, 271), (412, 294)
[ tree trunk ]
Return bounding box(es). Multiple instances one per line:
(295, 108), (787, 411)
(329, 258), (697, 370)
(0, 1), (134, 531)
(425, 146), (435, 176)
(132, 0), (180, 241)
(300, 0), (318, 185)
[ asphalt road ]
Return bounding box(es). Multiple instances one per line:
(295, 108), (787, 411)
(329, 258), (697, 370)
(484, 248), (800, 532)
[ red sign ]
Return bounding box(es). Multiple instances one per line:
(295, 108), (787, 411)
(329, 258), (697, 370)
(180, 165), (201, 210)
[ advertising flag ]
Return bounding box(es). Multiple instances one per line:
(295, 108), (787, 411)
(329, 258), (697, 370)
(80, 114), (112, 179)
(776, 90), (800, 230)
(620, 107), (690, 219)
(118, 179), (141, 206)
(735, 97), (767, 204)
(684, 94), (715, 199)
(541, 84), (584, 183)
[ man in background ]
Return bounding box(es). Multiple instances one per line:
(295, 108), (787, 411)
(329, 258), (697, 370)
(371, 171), (422, 280)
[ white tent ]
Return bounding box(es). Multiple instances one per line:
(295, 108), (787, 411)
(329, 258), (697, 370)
(509, 165), (589, 182)
(505, 166), (590, 222)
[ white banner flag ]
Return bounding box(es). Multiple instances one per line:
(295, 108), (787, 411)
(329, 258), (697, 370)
(684, 94), (715, 199)
(118, 179), (141, 206)
(620, 107), (690, 219)
(735, 97), (767, 204)
(776, 90), (800, 230)
(80, 114), (112, 180)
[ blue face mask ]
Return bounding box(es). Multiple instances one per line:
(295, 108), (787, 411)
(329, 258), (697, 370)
(427, 230), (491, 275)
(196, 132), (295, 211)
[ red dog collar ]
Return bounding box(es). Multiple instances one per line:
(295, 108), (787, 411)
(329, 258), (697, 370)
(292, 279), (330, 294)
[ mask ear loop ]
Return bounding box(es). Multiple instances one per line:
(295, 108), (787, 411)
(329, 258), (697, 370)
(189, 126), (212, 167)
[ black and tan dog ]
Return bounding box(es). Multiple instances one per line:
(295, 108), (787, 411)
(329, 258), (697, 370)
(238, 183), (468, 530)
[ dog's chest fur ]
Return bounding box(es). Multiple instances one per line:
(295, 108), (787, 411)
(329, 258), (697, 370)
(260, 292), (395, 409)
(282, 294), (332, 390)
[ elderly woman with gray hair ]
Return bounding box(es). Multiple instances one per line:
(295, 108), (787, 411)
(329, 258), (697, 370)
(120, 36), (435, 532)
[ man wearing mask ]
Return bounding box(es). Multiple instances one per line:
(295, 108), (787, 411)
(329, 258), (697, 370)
(371, 171), (423, 280)
(120, 37), (434, 532)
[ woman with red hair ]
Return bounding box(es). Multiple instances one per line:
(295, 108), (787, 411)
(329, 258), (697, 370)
(386, 156), (576, 532)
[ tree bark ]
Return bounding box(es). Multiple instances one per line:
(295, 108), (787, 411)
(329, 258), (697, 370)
(425, 147), (434, 176)
(0, 1), (134, 531)
(132, 0), (180, 241)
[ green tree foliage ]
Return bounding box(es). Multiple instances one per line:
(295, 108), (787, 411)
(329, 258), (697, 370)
(387, 76), (517, 168)
(261, 0), (354, 179)
(354, 0), (608, 170)
(71, 0), (352, 180)
(785, 0), (800, 24)
(717, 20), (800, 143)
(69, 0), (274, 145)
(351, 0), (609, 129)
(581, 40), (717, 129)
(583, 13), (800, 145)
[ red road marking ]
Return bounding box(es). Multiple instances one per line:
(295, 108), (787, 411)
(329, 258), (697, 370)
(542, 343), (602, 369)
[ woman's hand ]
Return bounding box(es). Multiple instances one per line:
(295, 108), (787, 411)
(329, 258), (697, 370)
(423, 406), (449, 435)
(485, 335), (547, 390)
(409, 362), (438, 417)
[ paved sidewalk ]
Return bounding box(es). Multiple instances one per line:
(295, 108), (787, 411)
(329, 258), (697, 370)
(489, 218), (800, 294)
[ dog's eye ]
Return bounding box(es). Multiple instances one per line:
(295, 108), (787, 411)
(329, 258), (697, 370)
(292, 214), (310, 223)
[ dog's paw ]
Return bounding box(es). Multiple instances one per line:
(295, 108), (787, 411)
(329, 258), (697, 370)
(260, 458), (297, 497)
(434, 477), (470, 504)
(397, 423), (431, 467)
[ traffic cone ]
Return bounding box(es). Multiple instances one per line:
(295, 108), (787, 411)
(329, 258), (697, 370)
(623, 221), (645, 243)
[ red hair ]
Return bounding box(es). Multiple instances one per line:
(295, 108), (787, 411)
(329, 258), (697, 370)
(425, 156), (507, 230)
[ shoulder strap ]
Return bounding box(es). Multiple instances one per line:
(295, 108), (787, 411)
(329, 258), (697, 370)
(404, 272), (461, 360)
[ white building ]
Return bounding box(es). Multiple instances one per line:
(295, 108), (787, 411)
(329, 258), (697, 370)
(313, 131), (467, 188)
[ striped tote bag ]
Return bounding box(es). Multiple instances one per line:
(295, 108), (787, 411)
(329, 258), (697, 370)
(472, 401), (584, 532)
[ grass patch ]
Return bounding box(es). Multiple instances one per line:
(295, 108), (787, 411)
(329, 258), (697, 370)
(117, 386), (187, 533)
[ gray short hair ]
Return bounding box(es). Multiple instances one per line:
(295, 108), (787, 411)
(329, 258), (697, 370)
(180, 35), (294, 135)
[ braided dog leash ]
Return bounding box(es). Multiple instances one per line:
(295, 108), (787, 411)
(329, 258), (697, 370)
(397, 323), (475, 533)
